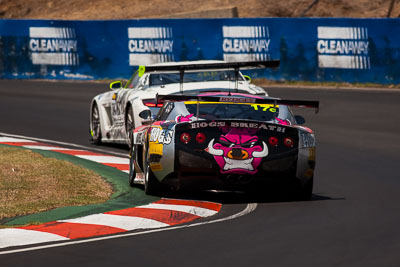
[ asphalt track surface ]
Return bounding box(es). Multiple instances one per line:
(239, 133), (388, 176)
(1, 80), (400, 266)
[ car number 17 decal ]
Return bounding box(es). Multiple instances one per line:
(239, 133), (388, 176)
(250, 104), (279, 113)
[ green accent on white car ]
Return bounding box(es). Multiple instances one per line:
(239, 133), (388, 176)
(138, 65), (146, 77)
(110, 81), (122, 90)
(243, 75), (252, 83)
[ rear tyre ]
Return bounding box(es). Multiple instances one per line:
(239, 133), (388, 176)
(128, 146), (136, 187)
(144, 159), (161, 196)
(90, 103), (101, 144)
(125, 105), (135, 147)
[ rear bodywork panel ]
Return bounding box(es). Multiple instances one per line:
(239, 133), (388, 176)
(141, 120), (315, 190)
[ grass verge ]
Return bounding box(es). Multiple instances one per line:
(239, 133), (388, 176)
(0, 146), (113, 221)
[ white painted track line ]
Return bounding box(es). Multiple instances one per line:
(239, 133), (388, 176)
(0, 132), (129, 158)
(25, 146), (76, 151)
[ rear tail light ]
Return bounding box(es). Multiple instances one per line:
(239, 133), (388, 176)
(180, 133), (191, 144)
(195, 132), (206, 143)
(283, 137), (294, 147)
(268, 136), (278, 147)
(142, 99), (163, 108)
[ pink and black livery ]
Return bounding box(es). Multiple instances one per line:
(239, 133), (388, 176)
(129, 93), (318, 200)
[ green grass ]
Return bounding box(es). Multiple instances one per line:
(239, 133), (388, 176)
(0, 147), (113, 221)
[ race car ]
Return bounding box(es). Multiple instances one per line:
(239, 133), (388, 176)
(89, 60), (279, 145)
(129, 92), (319, 200)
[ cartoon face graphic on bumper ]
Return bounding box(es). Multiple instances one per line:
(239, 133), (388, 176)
(205, 128), (268, 174)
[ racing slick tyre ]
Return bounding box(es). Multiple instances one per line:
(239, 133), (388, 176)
(128, 146), (136, 187)
(144, 160), (161, 196)
(125, 105), (135, 148)
(90, 103), (101, 144)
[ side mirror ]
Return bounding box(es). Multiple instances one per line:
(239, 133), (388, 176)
(295, 115), (306, 125)
(110, 81), (122, 90)
(243, 75), (252, 83)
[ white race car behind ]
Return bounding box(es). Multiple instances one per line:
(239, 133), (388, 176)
(89, 60), (279, 145)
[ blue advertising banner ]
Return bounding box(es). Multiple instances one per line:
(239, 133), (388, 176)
(0, 18), (399, 84)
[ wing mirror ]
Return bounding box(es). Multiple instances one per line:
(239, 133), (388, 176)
(295, 115), (306, 125)
(110, 81), (122, 90)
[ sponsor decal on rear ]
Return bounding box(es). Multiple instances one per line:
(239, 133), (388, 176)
(149, 127), (173, 145)
(190, 121), (286, 133)
(205, 128), (268, 174)
(219, 97), (256, 103)
(317, 26), (370, 69)
(29, 27), (79, 66)
(149, 163), (163, 171)
(128, 27), (174, 66)
(300, 132), (316, 148)
(222, 25), (272, 62)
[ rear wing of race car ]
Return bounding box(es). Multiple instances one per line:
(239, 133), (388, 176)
(137, 60), (280, 94)
(142, 60), (280, 73)
(157, 94), (320, 113)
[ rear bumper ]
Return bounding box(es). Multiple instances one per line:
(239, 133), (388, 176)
(162, 148), (300, 190)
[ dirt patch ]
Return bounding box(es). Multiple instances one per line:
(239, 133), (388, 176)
(1, 0), (399, 19)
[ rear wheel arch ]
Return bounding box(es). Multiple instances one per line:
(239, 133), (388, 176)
(125, 101), (133, 122)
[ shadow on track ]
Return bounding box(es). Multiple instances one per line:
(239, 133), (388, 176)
(137, 184), (341, 205)
(173, 191), (341, 205)
(91, 142), (129, 151)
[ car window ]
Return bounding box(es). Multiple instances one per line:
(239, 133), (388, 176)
(182, 102), (294, 123)
(149, 70), (244, 86)
(125, 73), (140, 89)
(155, 102), (176, 121)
